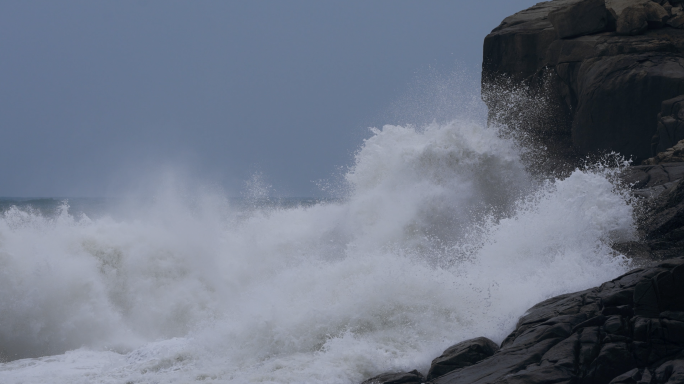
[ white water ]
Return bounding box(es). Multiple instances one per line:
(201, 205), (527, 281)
(0, 120), (635, 383)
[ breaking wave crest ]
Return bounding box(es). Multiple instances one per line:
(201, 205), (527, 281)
(0, 120), (635, 383)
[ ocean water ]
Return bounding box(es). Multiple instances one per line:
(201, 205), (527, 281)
(0, 119), (636, 383)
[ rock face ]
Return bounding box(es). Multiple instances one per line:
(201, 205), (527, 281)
(430, 257), (684, 384)
(361, 369), (424, 384)
(549, 0), (612, 38)
(639, 177), (684, 258)
(482, 0), (684, 163)
(358, 2), (684, 383)
(652, 96), (684, 156)
(645, 139), (684, 165)
(614, 162), (684, 259)
(426, 337), (500, 381)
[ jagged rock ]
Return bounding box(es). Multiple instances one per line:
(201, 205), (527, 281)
(431, 258), (684, 384)
(570, 53), (684, 161)
(639, 178), (684, 258)
(426, 337), (499, 380)
(361, 370), (423, 384)
(620, 163), (684, 189)
(651, 96), (684, 156)
(606, 0), (650, 17)
(667, 7), (684, 28)
(549, 0), (611, 38)
(645, 2), (670, 28)
(482, 0), (684, 163)
(645, 140), (684, 165)
(617, 2), (669, 35)
(617, 4), (650, 35)
(654, 359), (684, 383)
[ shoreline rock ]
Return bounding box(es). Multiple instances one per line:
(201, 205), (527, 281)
(361, 1), (684, 383)
(482, 0), (684, 163)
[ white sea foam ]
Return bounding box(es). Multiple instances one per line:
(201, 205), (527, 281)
(0, 120), (635, 383)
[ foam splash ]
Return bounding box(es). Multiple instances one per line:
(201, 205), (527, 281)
(0, 120), (634, 383)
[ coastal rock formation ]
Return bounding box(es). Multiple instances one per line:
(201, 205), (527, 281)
(430, 257), (684, 384)
(482, 0), (684, 163)
(361, 369), (424, 384)
(358, 2), (684, 383)
(651, 96), (684, 156)
(426, 337), (500, 381)
(646, 140), (684, 165)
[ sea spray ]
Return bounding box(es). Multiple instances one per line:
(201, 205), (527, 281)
(0, 120), (635, 383)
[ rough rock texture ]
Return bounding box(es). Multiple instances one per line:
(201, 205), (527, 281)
(617, 4), (650, 35)
(427, 337), (500, 381)
(652, 96), (684, 155)
(645, 140), (684, 165)
(549, 0), (611, 38)
(607, 0), (651, 17)
(614, 163), (684, 259)
(361, 369), (424, 384)
(621, 163), (684, 190)
(482, 0), (684, 163)
(639, 178), (684, 258)
(431, 257), (684, 384)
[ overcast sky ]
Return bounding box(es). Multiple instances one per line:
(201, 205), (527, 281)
(1, 0), (539, 197)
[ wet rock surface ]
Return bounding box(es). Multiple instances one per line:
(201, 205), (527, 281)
(651, 96), (684, 156)
(426, 337), (500, 381)
(430, 257), (684, 384)
(483, 0), (684, 163)
(361, 369), (424, 384)
(615, 162), (684, 258)
(638, 178), (684, 259)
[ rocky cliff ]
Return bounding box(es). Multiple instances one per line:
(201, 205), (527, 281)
(482, 0), (684, 163)
(359, 1), (684, 383)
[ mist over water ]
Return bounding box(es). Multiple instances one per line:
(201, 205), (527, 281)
(0, 114), (637, 383)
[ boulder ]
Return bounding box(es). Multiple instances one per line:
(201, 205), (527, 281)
(431, 258), (684, 384)
(361, 370), (423, 384)
(644, 2), (669, 29)
(644, 140), (684, 165)
(606, 0), (650, 17)
(667, 6), (684, 28)
(617, 4), (649, 35)
(549, 0), (611, 38)
(426, 337), (499, 380)
(639, 178), (684, 258)
(617, 2), (668, 35)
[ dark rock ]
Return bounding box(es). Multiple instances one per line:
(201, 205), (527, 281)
(604, 315), (629, 335)
(644, 140), (684, 166)
(586, 342), (637, 384)
(549, 0), (610, 38)
(483, 0), (684, 164)
(654, 359), (684, 383)
(430, 258), (684, 384)
(667, 10), (684, 29)
(650, 96), (684, 158)
(608, 368), (640, 384)
(616, 2), (668, 35)
(601, 289), (635, 307)
(644, 2), (670, 29)
(570, 53), (684, 162)
(361, 369), (423, 384)
(617, 4), (649, 35)
(637, 179), (684, 258)
(426, 337), (499, 380)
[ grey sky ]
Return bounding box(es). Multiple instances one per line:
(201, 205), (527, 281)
(1, 1), (538, 197)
